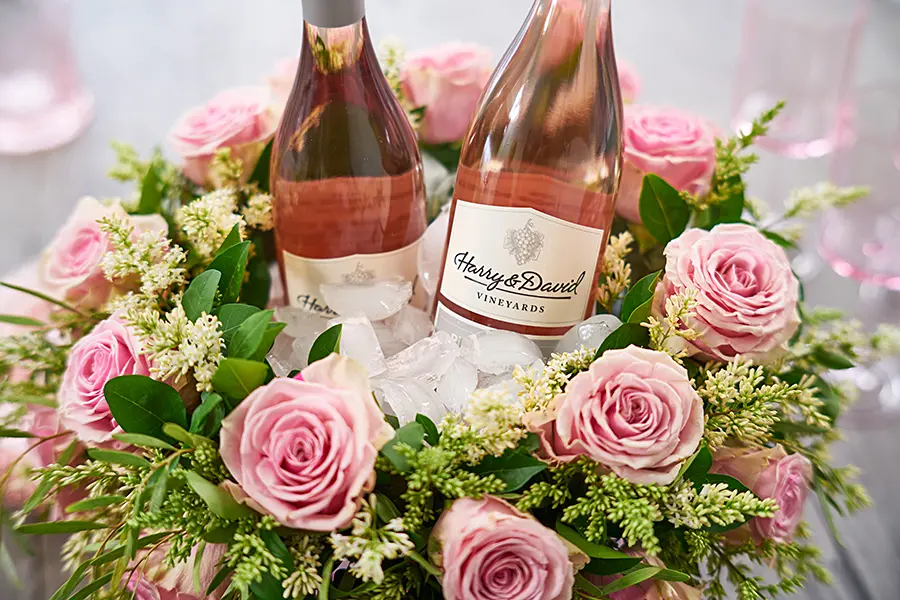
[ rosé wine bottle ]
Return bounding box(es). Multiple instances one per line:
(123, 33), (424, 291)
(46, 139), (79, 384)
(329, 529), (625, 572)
(433, 0), (623, 354)
(271, 0), (427, 316)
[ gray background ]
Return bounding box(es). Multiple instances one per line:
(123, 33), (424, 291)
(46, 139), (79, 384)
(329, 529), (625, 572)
(1, 1), (900, 599)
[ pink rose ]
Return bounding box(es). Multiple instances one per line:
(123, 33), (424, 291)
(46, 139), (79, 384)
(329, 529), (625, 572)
(41, 197), (168, 308)
(267, 55), (299, 110)
(59, 315), (153, 444)
(712, 446), (812, 543)
(431, 496), (584, 600)
(157, 543), (229, 599)
(590, 553), (701, 600)
(127, 574), (201, 600)
(653, 224), (801, 363)
(401, 43), (493, 145)
(618, 61), (641, 104)
(220, 355), (393, 531)
(0, 261), (55, 340)
(527, 346), (703, 485)
(616, 106), (718, 223)
(169, 87), (277, 187)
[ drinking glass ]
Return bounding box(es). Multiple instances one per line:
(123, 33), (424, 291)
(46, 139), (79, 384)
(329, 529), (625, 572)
(0, 0), (94, 155)
(731, 0), (868, 158)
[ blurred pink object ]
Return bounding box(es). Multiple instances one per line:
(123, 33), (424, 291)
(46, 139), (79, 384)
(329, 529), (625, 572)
(731, 0), (867, 158)
(0, 0), (94, 155)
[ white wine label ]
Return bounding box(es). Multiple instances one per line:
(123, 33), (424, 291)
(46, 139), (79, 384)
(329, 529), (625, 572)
(282, 239), (423, 317)
(437, 200), (605, 329)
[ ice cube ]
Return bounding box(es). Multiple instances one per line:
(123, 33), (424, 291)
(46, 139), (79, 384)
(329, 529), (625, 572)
(373, 378), (447, 425)
(267, 332), (298, 377)
(275, 306), (331, 340)
(385, 305), (434, 347)
(417, 209), (450, 298)
(385, 331), (460, 385)
(320, 278), (412, 321)
(553, 314), (623, 355)
(330, 317), (387, 377)
(437, 357), (478, 413)
(372, 322), (407, 359)
(476, 359), (542, 394)
(461, 330), (543, 376)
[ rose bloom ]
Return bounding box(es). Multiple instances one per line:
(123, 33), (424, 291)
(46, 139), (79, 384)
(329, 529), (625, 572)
(431, 496), (585, 600)
(267, 55), (299, 109)
(615, 105), (718, 223)
(400, 43), (493, 145)
(41, 197), (168, 308)
(590, 553), (701, 600)
(169, 86), (276, 187)
(525, 345), (703, 485)
(59, 315), (153, 444)
(220, 354), (393, 531)
(618, 60), (641, 104)
(713, 445), (813, 544)
(653, 224), (801, 363)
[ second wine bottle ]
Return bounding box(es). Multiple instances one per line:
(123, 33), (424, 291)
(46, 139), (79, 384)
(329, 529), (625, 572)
(433, 0), (624, 354)
(271, 0), (427, 315)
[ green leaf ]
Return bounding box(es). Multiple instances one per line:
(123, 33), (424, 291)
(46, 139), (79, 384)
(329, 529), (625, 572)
(381, 422), (425, 473)
(703, 473), (752, 494)
(626, 299), (653, 325)
(217, 303), (262, 347)
(556, 522), (636, 561)
(0, 315), (43, 327)
(68, 572), (114, 600)
(581, 556), (645, 577)
(207, 566), (235, 596)
(599, 566), (664, 596)
(253, 322), (287, 362)
(620, 271), (661, 323)
(384, 414), (400, 430)
(260, 529), (294, 570)
(104, 375), (188, 443)
(0, 428), (35, 438)
(203, 524), (239, 544)
(22, 476), (55, 513)
(470, 452), (547, 492)
(415, 414), (440, 446)
(594, 323), (651, 360)
(680, 444), (713, 487)
(696, 189), (745, 229)
(183, 269), (222, 322)
(65, 496), (127, 514)
(761, 229), (798, 250)
(191, 392), (225, 434)
(0, 394), (56, 408)
(16, 520), (107, 535)
(812, 348), (855, 370)
(148, 467), (170, 513)
(319, 556), (336, 600)
(229, 309), (275, 359)
(308, 324), (342, 365)
(249, 139), (274, 193)
(136, 165), (163, 215)
(639, 174), (690, 244)
(193, 542), (207, 599)
(654, 568), (691, 582)
(162, 423), (200, 446)
(207, 241), (251, 304)
(112, 433), (176, 451)
(212, 358), (270, 401)
(815, 480), (843, 547)
(0, 281), (83, 316)
(375, 494), (401, 523)
(215, 224), (244, 258)
(241, 246), (272, 310)
(574, 573), (606, 596)
(86, 448), (152, 468)
(184, 471), (255, 520)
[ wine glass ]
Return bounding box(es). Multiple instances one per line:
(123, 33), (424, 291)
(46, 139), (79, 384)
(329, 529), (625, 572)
(0, 0), (94, 155)
(818, 84), (900, 426)
(731, 0), (868, 159)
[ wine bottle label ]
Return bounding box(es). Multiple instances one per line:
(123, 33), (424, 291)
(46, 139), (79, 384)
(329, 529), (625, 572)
(283, 238), (423, 317)
(435, 200), (605, 347)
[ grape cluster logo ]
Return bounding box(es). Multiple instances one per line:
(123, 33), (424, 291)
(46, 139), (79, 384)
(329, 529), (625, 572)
(343, 262), (376, 285)
(503, 219), (545, 266)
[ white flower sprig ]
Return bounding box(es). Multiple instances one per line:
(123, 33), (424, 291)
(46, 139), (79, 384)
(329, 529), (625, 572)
(242, 193), (274, 231)
(645, 289), (699, 362)
(175, 188), (245, 260)
(99, 216), (187, 298)
(596, 231), (634, 311)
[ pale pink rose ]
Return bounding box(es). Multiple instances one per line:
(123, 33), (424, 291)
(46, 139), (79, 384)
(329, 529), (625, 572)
(401, 43), (493, 145)
(127, 573), (196, 600)
(59, 315), (153, 444)
(653, 224), (801, 363)
(528, 346), (703, 485)
(590, 553), (701, 600)
(157, 543), (229, 599)
(169, 86), (277, 187)
(712, 446), (812, 544)
(431, 496), (584, 600)
(220, 355), (393, 531)
(0, 261), (55, 340)
(618, 61), (641, 104)
(267, 56), (299, 109)
(616, 106), (718, 223)
(41, 197), (168, 308)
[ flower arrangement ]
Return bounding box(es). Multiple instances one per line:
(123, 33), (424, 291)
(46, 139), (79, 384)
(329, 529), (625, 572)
(0, 40), (896, 600)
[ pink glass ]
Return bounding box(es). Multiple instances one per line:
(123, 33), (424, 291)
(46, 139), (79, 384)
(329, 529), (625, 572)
(0, 0), (94, 155)
(819, 85), (900, 289)
(731, 0), (868, 158)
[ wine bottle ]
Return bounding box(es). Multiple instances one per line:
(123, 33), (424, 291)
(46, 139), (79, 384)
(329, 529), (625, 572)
(433, 0), (623, 354)
(271, 0), (427, 316)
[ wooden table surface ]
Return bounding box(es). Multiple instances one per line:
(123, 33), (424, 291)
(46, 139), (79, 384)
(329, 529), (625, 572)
(2, 1), (900, 598)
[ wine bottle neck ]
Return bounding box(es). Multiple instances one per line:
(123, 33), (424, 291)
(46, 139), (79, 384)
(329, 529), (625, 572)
(302, 0), (366, 28)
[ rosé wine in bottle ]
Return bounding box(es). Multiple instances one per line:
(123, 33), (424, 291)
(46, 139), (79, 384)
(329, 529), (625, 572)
(433, 0), (623, 354)
(271, 0), (427, 316)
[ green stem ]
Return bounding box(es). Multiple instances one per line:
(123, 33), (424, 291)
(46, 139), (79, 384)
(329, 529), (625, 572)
(408, 550), (441, 578)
